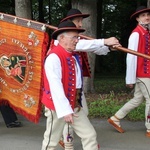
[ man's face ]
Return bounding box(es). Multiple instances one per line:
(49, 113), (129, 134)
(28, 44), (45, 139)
(72, 17), (83, 28)
(60, 31), (79, 51)
(136, 12), (150, 24)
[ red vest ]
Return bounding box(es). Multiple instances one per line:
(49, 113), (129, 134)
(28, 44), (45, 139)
(133, 25), (150, 77)
(77, 37), (91, 77)
(75, 51), (91, 77)
(46, 39), (91, 77)
(41, 44), (83, 110)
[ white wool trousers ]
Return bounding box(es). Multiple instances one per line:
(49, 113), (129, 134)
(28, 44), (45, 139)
(62, 92), (89, 146)
(115, 78), (150, 130)
(41, 106), (98, 150)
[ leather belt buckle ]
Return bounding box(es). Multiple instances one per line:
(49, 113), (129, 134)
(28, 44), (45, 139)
(77, 106), (81, 112)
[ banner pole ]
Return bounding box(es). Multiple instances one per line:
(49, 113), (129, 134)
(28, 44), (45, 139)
(1, 12), (150, 60)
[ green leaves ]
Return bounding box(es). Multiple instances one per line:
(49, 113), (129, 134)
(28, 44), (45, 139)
(87, 76), (145, 121)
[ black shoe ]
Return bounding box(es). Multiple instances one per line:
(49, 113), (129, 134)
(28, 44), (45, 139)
(6, 121), (22, 128)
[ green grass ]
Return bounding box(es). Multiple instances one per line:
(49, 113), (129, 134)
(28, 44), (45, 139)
(87, 75), (145, 121)
(94, 75), (130, 94)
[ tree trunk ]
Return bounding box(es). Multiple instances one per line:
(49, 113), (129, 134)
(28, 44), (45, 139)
(72, 0), (97, 93)
(95, 0), (103, 73)
(15, 0), (32, 19)
(148, 0), (150, 8)
(38, 0), (45, 23)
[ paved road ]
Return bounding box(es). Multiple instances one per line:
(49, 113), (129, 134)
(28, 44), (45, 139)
(0, 113), (149, 150)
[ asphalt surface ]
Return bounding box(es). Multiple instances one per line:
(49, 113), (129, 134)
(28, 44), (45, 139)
(0, 113), (149, 150)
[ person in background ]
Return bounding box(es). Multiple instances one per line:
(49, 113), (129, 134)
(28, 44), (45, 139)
(41, 20), (99, 150)
(108, 6), (150, 138)
(56, 8), (121, 149)
(0, 104), (22, 128)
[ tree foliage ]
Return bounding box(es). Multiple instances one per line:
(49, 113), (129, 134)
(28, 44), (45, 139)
(32, 0), (71, 26)
(0, 0), (148, 76)
(0, 0), (15, 14)
(95, 0), (147, 75)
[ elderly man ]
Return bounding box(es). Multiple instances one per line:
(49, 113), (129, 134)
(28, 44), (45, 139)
(56, 8), (121, 149)
(41, 21), (99, 150)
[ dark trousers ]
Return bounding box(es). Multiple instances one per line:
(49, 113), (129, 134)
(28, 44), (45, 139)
(0, 105), (18, 125)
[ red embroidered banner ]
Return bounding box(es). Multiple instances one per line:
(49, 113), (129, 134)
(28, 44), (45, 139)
(0, 13), (49, 123)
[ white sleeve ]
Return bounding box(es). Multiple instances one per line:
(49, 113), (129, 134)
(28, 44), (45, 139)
(75, 39), (110, 55)
(45, 54), (73, 118)
(126, 32), (139, 84)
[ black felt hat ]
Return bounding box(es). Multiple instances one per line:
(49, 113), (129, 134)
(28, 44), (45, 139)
(52, 21), (85, 39)
(60, 8), (90, 22)
(130, 6), (150, 20)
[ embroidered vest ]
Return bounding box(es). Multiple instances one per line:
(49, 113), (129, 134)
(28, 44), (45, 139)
(42, 44), (83, 110)
(46, 39), (91, 77)
(77, 37), (91, 77)
(133, 25), (150, 77)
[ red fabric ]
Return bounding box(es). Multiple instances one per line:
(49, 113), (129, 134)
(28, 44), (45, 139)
(133, 25), (150, 77)
(42, 44), (78, 110)
(78, 37), (91, 77)
(46, 39), (91, 77)
(75, 51), (91, 77)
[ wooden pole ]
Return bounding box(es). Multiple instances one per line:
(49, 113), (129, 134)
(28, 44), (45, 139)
(1, 12), (150, 60)
(79, 34), (150, 60)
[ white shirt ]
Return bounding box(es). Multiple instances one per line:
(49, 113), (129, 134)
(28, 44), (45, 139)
(126, 32), (139, 84)
(45, 52), (82, 118)
(46, 39), (110, 118)
(76, 39), (110, 55)
(54, 38), (110, 55)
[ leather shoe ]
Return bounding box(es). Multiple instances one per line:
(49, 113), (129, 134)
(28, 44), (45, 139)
(6, 121), (22, 128)
(146, 131), (150, 137)
(59, 140), (64, 149)
(107, 118), (124, 133)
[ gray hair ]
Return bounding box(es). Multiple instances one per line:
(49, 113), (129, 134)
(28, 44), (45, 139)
(57, 32), (68, 41)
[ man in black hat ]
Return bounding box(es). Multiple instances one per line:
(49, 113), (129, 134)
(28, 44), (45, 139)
(60, 8), (119, 47)
(41, 21), (99, 150)
(56, 8), (120, 149)
(108, 6), (150, 137)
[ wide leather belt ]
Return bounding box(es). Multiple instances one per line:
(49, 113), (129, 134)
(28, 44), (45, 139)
(75, 88), (82, 111)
